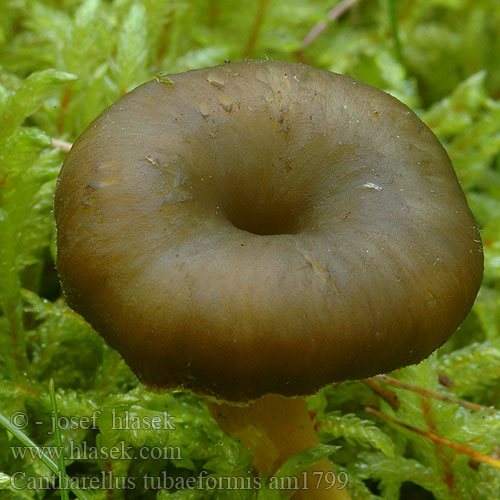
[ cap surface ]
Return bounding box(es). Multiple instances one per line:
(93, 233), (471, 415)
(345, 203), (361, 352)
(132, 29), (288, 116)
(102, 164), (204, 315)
(54, 60), (483, 401)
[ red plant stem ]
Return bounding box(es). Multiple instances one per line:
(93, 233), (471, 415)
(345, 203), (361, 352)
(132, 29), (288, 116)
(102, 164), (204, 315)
(56, 82), (74, 135)
(374, 374), (495, 414)
(420, 395), (455, 490)
(362, 378), (400, 411)
(365, 406), (500, 470)
(156, 6), (173, 66)
(208, 0), (218, 27)
(302, 0), (360, 49)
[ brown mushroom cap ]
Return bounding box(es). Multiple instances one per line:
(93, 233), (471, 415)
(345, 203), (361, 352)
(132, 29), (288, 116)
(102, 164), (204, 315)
(54, 60), (483, 402)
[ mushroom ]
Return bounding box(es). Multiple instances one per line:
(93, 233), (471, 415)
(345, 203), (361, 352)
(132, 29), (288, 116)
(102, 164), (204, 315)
(54, 60), (483, 499)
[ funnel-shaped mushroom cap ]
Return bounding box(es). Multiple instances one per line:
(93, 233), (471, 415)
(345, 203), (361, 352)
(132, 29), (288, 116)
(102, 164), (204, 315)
(55, 61), (483, 402)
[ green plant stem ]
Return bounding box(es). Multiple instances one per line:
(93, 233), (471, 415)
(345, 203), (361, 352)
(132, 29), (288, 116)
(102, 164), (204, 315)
(387, 0), (404, 63)
(0, 412), (91, 500)
(6, 294), (29, 377)
(49, 379), (70, 500)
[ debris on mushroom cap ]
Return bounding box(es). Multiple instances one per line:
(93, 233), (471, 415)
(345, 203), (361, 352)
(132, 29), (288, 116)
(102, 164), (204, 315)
(54, 60), (483, 402)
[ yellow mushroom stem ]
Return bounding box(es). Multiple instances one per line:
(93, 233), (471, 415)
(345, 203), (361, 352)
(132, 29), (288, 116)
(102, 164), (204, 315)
(206, 394), (352, 499)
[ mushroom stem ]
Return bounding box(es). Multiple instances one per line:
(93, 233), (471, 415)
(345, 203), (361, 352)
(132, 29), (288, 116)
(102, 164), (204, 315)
(206, 394), (352, 499)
